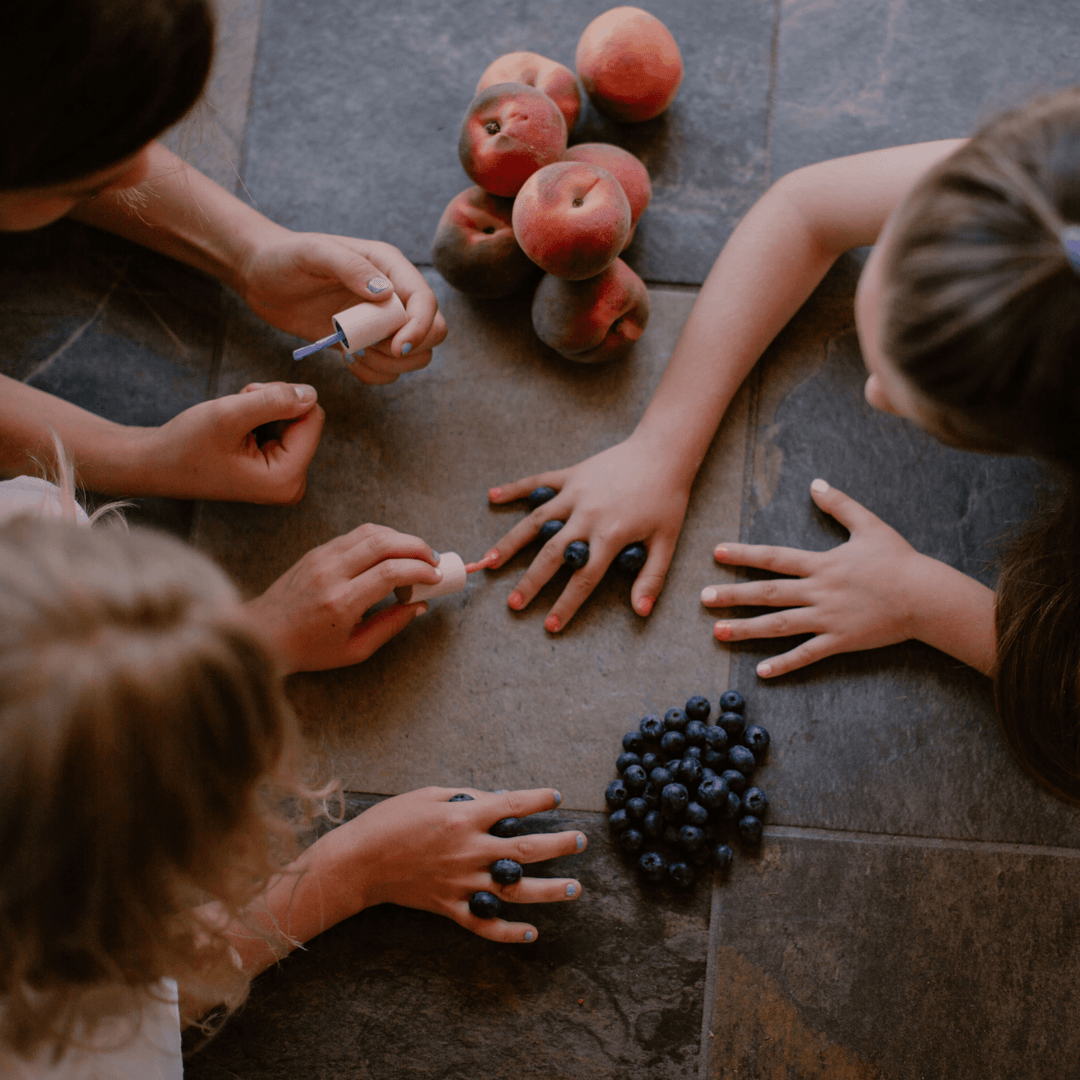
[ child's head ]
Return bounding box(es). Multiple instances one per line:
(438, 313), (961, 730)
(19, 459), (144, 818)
(0, 0), (215, 230)
(0, 516), (300, 1057)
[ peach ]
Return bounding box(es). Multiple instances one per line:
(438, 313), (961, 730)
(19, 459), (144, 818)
(564, 143), (650, 248)
(575, 7), (683, 123)
(476, 51), (582, 133)
(458, 82), (567, 197)
(532, 257), (650, 364)
(512, 160), (630, 280)
(431, 186), (541, 298)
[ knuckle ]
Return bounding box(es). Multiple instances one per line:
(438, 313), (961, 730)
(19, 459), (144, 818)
(761, 580), (779, 602)
(770, 612), (790, 635)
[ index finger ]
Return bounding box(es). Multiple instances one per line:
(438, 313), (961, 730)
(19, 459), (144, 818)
(489, 469), (569, 505)
(487, 787), (564, 822)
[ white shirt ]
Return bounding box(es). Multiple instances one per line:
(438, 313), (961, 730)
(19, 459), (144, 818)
(0, 475), (89, 526)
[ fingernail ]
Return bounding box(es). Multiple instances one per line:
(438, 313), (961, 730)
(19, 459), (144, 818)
(494, 789), (509, 794)
(714, 622), (732, 641)
(758, 661), (773, 677)
(811, 478), (829, 493)
(545, 614), (562, 633)
(248, 382), (265, 388)
(565, 883), (577, 898)
(292, 384), (316, 403)
(636, 596), (654, 616)
(432, 568), (443, 581)
(368, 276), (391, 294)
(715, 545), (729, 560)
(508, 590), (525, 610)
(701, 587), (718, 604)
(525, 930), (535, 942)
(489, 487), (503, 500)
(401, 342), (413, 355)
(576, 834), (585, 851)
(415, 602), (430, 616)
(552, 790), (562, 806)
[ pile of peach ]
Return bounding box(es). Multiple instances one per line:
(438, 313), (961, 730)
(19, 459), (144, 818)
(430, 6), (683, 364)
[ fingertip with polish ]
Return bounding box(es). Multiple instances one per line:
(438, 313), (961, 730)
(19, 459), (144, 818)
(811, 478), (829, 493)
(701, 587), (718, 604)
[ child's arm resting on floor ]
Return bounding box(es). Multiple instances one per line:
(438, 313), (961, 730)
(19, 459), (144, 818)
(703, 479), (996, 677)
(485, 139), (966, 631)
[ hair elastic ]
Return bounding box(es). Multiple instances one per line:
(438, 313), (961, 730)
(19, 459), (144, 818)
(1062, 225), (1080, 275)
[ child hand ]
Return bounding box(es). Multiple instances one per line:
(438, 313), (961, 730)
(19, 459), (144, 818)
(315, 787), (585, 944)
(484, 434), (693, 631)
(242, 523), (442, 673)
(238, 229), (448, 383)
(702, 479), (927, 677)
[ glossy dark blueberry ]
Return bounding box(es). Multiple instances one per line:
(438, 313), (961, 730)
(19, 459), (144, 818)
(614, 542), (648, 575)
(660, 731), (686, 758)
(623, 764), (648, 794)
(685, 695), (712, 722)
(608, 808), (630, 832)
(538, 519), (564, 542)
(701, 767), (719, 783)
(622, 731), (645, 755)
(719, 711), (746, 738)
(719, 689), (745, 714)
(722, 790), (743, 819)
(643, 809), (664, 839)
(738, 815), (763, 845)
(490, 858), (523, 885)
(703, 748), (727, 771)
(663, 708), (689, 732)
(722, 768), (747, 794)
(638, 850), (668, 882)
(742, 787), (769, 816)
(490, 817), (522, 838)
(619, 827), (644, 853)
(639, 715), (664, 742)
(527, 485), (557, 509)
(649, 766), (673, 788)
(676, 757), (704, 790)
(641, 752), (661, 774)
(684, 719), (708, 746)
(642, 782), (661, 810)
(704, 725), (728, 752)
(448, 793), (474, 802)
(712, 844), (734, 871)
(563, 540), (590, 570)
(669, 861), (695, 888)
(696, 776), (729, 809)
(663, 824), (680, 847)
(661, 782), (689, 820)
(616, 751), (642, 774)
(728, 744), (756, 774)
(685, 801), (709, 827)
(604, 779), (628, 809)
(664, 758), (681, 773)
(683, 745), (703, 761)
(469, 891), (502, 918)
(678, 825), (705, 853)
(743, 724), (771, 754)
(625, 796), (648, 820)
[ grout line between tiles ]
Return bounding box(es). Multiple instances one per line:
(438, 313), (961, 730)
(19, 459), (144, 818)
(698, 883), (723, 1080)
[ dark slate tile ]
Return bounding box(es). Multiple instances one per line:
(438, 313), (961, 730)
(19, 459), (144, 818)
(184, 804), (711, 1080)
(241, 0), (775, 284)
(771, 0), (1080, 177)
(724, 253), (1076, 846)
(0, 219), (224, 537)
(706, 831), (1080, 1080)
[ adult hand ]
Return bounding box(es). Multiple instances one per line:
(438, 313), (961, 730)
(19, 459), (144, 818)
(483, 433), (693, 631)
(239, 229), (447, 384)
(242, 523), (443, 673)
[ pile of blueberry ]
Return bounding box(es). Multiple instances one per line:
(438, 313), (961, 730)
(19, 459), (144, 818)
(605, 690), (770, 888)
(527, 486), (646, 575)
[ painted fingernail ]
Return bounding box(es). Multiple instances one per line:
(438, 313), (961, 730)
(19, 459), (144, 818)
(494, 789), (509, 794)
(553, 790), (562, 806)
(714, 622), (732, 641)
(508, 590), (525, 610)
(811, 478), (829, 493)
(636, 596), (654, 616)
(525, 930), (535, 942)
(432, 568), (443, 581)
(401, 342), (412, 355)
(701, 587), (718, 604)
(545, 614), (562, 633)
(758, 661), (773, 677)
(489, 487), (503, 501)
(248, 382), (265, 388)
(415, 602), (430, 616)
(368, 276), (391, 294)
(292, 383), (317, 403)
(566, 883), (577, 898)
(715, 545), (729, 560)
(576, 834), (585, 851)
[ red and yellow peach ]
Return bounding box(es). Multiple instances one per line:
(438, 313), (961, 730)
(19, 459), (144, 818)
(476, 52), (582, 134)
(563, 143), (650, 248)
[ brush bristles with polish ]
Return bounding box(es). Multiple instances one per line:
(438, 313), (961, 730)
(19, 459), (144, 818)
(465, 550), (500, 574)
(293, 329), (346, 361)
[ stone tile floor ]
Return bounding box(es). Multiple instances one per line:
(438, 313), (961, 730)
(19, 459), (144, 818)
(2, 0), (1079, 1076)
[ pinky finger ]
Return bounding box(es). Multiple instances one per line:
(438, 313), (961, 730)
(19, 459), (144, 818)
(755, 634), (839, 679)
(453, 904), (540, 944)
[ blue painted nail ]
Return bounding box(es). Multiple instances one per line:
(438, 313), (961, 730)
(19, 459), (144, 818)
(553, 790), (561, 806)
(566, 883), (577, 897)
(401, 342), (413, 355)
(368, 276), (391, 294)
(576, 834), (585, 851)
(525, 930), (535, 942)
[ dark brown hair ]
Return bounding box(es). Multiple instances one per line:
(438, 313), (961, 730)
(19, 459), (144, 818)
(0, 0), (215, 189)
(883, 88), (1080, 801)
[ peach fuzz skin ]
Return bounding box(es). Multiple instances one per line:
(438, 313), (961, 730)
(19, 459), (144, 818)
(431, 186), (541, 298)
(476, 52), (582, 133)
(458, 83), (568, 198)
(563, 143), (650, 249)
(513, 160), (630, 280)
(531, 256), (650, 364)
(575, 6), (683, 123)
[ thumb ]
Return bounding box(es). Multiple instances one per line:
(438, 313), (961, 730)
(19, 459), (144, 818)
(808, 478), (877, 533)
(296, 236), (397, 303)
(217, 382), (319, 433)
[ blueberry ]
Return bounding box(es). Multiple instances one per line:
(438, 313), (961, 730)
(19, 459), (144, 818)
(641, 751), (661, 773)
(608, 808), (630, 832)
(623, 764), (648, 794)
(669, 861), (695, 888)
(684, 719), (708, 746)
(712, 844), (734, 871)
(448, 793), (475, 802)
(675, 757), (703, 790)
(619, 827), (644, 853)
(604, 779), (628, 809)
(685, 695), (712, 722)
(639, 715), (664, 742)
(616, 751), (642, 774)
(642, 782), (661, 811)
(704, 726), (729, 752)
(663, 708), (689, 732)
(527, 486), (557, 509)
(626, 796), (648, 820)
(563, 540), (590, 570)
(664, 758), (681, 773)
(701, 767), (719, 783)
(490, 858), (523, 885)
(719, 711), (746, 738)
(660, 731), (686, 758)
(727, 745), (756, 774)
(490, 817), (522, 838)
(684, 745), (703, 761)
(638, 850), (668, 882)
(649, 766), (673, 788)
(538, 519), (564, 543)
(469, 891), (502, 918)
(722, 790), (743, 819)
(721, 768), (747, 794)
(703, 749), (727, 771)
(743, 724), (770, 755)
(622, 731), (645, 755)
(661, 782), (689, 820)
(685, 801), (709, 827)
(738, 815), (763, 845)
(742, 787), (768, 816)
(643, 809), (664, 839)
(663, 824), (680, 847)
(719, 689), (745, 714)
(614, 542), (648, 576)
(696, 776), (729, 809)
